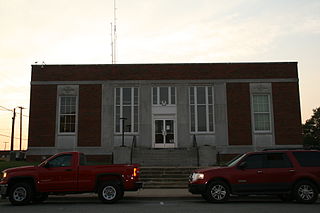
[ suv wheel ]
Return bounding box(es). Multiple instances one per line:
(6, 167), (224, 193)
(9, 183), (33, 205)
(293, 181), (319, 203)
(98, 182), (122, 204)
(205, 181), (230, 203)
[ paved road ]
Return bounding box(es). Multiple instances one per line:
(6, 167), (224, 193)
(1, 195), (319, 213)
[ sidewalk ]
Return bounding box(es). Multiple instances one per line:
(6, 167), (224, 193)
(125, 188), (198, 198)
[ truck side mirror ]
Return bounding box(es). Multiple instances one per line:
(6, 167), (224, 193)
(43, 162), (50, 168)
(238, 161), (247, 170)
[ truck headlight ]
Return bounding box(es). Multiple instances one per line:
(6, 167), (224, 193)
(191, 173), (204, 181)
(1, 172), (6, 180)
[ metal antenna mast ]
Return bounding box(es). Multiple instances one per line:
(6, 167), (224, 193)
(111, 0), (117, 64)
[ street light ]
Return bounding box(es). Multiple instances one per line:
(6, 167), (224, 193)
(119, 117), (127, 147)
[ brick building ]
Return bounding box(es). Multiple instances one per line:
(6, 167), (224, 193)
(27, 63), (302, 166)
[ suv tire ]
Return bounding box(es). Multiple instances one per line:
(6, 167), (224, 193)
(205, 181), (230, 203)
(9, 182), (33, 205)
(293, 180), (319, 203)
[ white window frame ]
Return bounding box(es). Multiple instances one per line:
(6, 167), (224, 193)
(114, 87), (139, 134)
(152, 87), (176, 106)
(252, 94), (272, 133)
(58, 96), (77, 135)
(189, 86), (215, 133)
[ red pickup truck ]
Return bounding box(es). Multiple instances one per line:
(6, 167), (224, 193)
(0, 151), (142, 205)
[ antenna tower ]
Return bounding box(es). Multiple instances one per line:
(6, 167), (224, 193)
(111, 0), (117, 64)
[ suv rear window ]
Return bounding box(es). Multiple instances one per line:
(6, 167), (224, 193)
(293, 151), (320, 167)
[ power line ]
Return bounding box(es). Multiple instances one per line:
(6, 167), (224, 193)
(0, 133), (28, 141)
(0, 105), (29, 117)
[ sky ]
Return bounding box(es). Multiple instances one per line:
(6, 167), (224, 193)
(0, 0), (320, 151)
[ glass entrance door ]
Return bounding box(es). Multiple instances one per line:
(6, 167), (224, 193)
(154, 119), (175, 148)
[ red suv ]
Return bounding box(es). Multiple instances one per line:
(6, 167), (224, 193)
(189, 149), (320, 203)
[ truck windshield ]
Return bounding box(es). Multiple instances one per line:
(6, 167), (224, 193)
(226, 154), (246, 167)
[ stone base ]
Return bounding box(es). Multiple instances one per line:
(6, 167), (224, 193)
(113, 146), (132, 164)
(198, 146), (217, 166)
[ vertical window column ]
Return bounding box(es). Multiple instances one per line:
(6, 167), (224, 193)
(59, 96), (77, 133)
(189, 86), (214, 133)
(252, 94), (271, 132)
(115, 88), (139, 133)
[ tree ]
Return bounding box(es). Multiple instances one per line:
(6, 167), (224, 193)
(303, 107), (320, 148)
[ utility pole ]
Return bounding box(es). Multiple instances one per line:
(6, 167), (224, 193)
(18, 106), (25, 151)
(3, 142), (9, 150)
(10, 108), (16, 161)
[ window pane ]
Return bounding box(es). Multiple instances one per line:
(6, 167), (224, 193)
(153, 87), (158, 105)
(209, 105), (214, 132)
(190, 105), (195, 132)
(134, 106), (138, 132)
(197, 105), (207, 131)
(253, 95), (269, 112)
(160, 87), (169, 104)
(254, 113), (270, 131)
(134, 88), (138, 105)
(190, 87), (195, 105)
(123, 88), (131, 105)
(171, 87), (175, 104)
(115, 106), (120, 132)
(208, 87), (213, 105)
(197, 87), (206, 104)
(116, 88), (120, 105)
(293, 152), (320, 167)
(123, 106), (132, 132)
(265, 153), (292, 168)
(245, 154), (264, 169)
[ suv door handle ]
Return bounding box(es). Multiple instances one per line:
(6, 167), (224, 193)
(257, 170), (263, 174)
(289, 169), (295, 172)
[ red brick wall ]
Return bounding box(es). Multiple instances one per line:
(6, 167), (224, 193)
(78, 84), (102, 146)
(272, 82), (302, 145)
(32, 63), (298, 81)
(28, 85), (57, 147)
(227, 83), (252, 145)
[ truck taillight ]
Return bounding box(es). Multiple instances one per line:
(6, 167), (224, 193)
(133, 168), (138, 177)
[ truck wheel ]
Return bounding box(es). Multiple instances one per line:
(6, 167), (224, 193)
(9, 183), (33, 205)
(293, 180), (318, 203)
(205, 181), (230, 203)
(98, 182), (122, 204)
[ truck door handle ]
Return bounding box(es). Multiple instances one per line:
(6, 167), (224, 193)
(289, 169), (295, 173)
(65, 169), (73, 171)
(257, 170), (263, 174)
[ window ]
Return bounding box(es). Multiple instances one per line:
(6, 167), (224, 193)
(293, 152), (320, 167)
(264, 153), (292, 168)
(244, 154), (264, 169)
(47, 154), (72, 168)
(189, 86), (214, 132)
(59, 96), (77, 133)
(115, 88), (139, 133)
(252, 94), (271, 132)
(152, 87), (176, 105)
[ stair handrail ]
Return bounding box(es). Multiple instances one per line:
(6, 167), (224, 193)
(130, 135), (137, 164)
(193, 135), (200, 167)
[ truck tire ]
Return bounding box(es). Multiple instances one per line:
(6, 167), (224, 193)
(9, 182), (33, 205)
(98, 182), (123, 204)
(205, 181), (230, 203)
(293, 180), (319, 203)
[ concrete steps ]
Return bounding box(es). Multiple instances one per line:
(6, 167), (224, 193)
(140, 167), (197, 189)
(132, 148), (198, 167)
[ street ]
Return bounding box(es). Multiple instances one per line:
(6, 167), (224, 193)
(1, 192), (319, 213)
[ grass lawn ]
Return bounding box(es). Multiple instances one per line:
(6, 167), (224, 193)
(0, 160), (39, 172)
